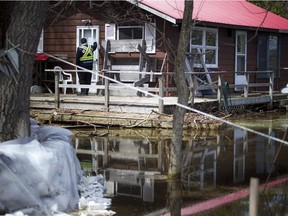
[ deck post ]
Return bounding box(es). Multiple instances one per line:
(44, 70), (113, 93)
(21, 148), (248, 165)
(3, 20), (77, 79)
(104, 71), (110, 111)
(217, 73), (222, 110)
(54, 71), (60, 109)
(268, 71), (274, 109)
(244, 72), (249, 98)
(158, 74), (164, 114)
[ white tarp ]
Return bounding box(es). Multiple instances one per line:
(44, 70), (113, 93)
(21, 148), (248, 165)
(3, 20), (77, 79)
(0, 120), (115, 216)
(0, 122), (82, 215)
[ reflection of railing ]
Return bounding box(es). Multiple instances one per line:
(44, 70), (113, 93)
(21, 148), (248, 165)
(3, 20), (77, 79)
(74, 137), (162, 172)
(104, 169), (156, 202)
(74, 136), (160, 202)
(189, 148), (217, 189)
(182, 144), (219, 189)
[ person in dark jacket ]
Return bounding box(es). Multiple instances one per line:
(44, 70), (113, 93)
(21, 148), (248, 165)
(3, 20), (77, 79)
(76, 37), (97, 95)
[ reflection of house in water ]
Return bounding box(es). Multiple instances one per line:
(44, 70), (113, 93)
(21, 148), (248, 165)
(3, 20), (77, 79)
(93, 137), (160, 202)
(74, 126), (288, 200)
(218, 126), (287, 186)
(90, 137), (161, 171)
(104, 169), (155, 202)
(75, 135), (162, 202)
(255, 130), (276, 176)
(182, 137), (220, 189)
(74, 131), (222, 194)
(233, 128), (248, 183)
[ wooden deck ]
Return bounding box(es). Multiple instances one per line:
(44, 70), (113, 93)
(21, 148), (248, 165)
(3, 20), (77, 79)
(30, 92), (288, 114)
(30, 92), (288, 129)
(30, 93), (218, 114)
(36, 67), (284, 114)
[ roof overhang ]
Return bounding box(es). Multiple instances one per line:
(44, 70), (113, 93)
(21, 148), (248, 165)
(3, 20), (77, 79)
(127, 0), (177, 24)
(127, 0), (288, 33)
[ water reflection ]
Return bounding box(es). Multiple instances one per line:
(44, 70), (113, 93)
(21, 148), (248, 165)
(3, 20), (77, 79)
(167, 180), (182, 216)
(72, 113), (288, 215)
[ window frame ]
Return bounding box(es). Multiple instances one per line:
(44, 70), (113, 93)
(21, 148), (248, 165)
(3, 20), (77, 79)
(117, 25), (144, 40)
(257, 34), (280, 79)
(105, 23), (156, 54)
(190, 27), (219, 68)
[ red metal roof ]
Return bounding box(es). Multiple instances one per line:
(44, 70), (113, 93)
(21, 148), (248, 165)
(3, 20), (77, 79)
(138, 0), (288, 31)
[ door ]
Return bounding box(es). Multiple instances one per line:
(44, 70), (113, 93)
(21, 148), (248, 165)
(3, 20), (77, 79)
(235, 31), (247, 92)
(76, 26), (99, 93)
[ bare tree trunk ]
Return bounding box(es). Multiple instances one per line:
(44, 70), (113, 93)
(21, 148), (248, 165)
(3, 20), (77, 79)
(0, 1), (48, 142)
(168, 0), (193, 179)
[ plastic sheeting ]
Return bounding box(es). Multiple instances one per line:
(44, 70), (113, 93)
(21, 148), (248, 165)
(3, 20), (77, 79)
(0, 121), (83, 215)
(78, 175), (115, 216)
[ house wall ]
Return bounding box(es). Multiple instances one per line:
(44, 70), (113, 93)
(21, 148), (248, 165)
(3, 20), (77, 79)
(217, 28), (235, 85)
(44, 12), (104, 70)
(201, 26), (288, 91)
(43, 10), (174, 89)
(197, 27), (259, 87)
(42, 3), (288, 92)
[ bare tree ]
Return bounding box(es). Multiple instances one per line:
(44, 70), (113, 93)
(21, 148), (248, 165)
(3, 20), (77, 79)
(168, 0), (194, 179)
(250, 1), (288, 19)
(0, 1), (48, 142)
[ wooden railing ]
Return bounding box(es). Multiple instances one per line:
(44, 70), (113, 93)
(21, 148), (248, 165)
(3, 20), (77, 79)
(183, 70), (274, 109)
(44, 69), (274, 112)
(45, 68), (166, 112)
(234, 71), (274, 100)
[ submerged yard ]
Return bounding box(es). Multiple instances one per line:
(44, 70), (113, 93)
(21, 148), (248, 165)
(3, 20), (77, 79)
(59, 111), (288, 215)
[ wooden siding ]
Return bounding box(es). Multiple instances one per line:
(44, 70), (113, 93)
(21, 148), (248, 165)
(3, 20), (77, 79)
(43, 10), (176, 93)
(42, 4), (288, 92)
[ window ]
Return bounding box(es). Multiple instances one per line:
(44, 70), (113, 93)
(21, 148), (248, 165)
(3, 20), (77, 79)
(105, 23), (156, 53)
(257, 34), (279, 79)
(118, 26), (144, 40)
(190, 27), (218, 68)
(236, 33), (247, 70)
(234, 31), (247, 91)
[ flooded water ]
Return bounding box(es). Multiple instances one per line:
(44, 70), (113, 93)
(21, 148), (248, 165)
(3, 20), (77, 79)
(71, 111), (288, 216)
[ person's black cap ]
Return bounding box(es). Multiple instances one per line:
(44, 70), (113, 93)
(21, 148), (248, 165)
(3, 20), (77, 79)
(81, 38), (87, 44)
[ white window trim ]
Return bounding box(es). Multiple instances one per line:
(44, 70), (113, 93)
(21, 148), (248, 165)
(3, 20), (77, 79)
(105, 23), (156, 54)
(117, 25), (144, 40)
(190, 27), (218, 68)
(235, 30), (247, 72)
(234, 30), (247, 91)
(76, 26), (100, 84)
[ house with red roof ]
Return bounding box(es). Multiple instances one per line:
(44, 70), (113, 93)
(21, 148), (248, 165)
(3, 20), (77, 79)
(38, 0), (288, 95)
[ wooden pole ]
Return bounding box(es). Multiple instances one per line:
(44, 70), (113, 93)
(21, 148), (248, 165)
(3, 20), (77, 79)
(54, 71), (60, 109)
(244, 72), (249, 98)
(104, 71), (109, 111)
(249, 177), (259, 216)
(268, 71), (274, 109)
(217, 73), (222, 110)
(158, 74), (164, 114)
